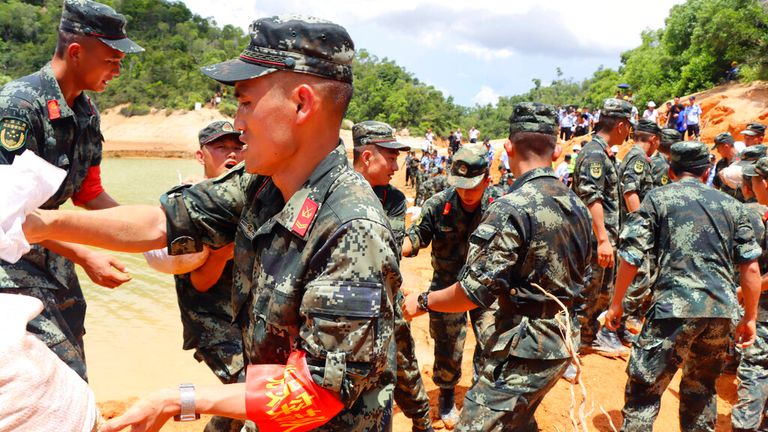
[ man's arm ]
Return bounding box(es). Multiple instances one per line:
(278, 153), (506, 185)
(623, 192), (641, 213)
(604, 258), (639, 330)
(402, 195), (439, 257)
(40, 240), (131, 288)
(189, 244), (234, 292)
(736, 260), (760, 348)
(23, 205), (167, 252)
(587, 200), (614, 268)
(81, 191), (119, 210)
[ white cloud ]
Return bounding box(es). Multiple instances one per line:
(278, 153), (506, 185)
(456, 43), (513, 61)
(472, 86), (500, 106)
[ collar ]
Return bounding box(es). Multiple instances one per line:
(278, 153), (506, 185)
(40, 63), (93, 120)
(270, 141), (348, 239)
(509, 167), (557, 194)
(591, 135), (610, 153)
(677, 177), (704, 186)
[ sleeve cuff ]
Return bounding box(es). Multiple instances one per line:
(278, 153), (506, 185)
(458, 268), (495, 309)
(618, 248), (643, 267)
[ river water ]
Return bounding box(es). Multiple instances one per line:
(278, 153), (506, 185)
(76, 158), (222, 400)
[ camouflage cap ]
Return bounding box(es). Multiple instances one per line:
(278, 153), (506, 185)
(635, 119), (662, 136)
(741, 122), (766, 137)
(198, 120), (241, 146)
(712, 132), (735, 149)
(601, 98), (636, 126)
(670, 141), (710, 171)
(448, 144), (488, 189)
(508, 102), (558, 136)
(660, 128), (681, 148)
(352, 121), (409, 151)
(739, 144), (767, 162)
(59, 0), (144, 54)
(201, 15), (354, 85)
(753, 157), (768, 179)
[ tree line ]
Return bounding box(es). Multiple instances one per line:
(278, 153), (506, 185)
(1, 0), (766, 139)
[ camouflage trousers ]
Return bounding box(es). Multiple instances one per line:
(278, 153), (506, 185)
(732, 321), (768, 431)
(456, 356), (569, 432)
(428, 307), (495, 389)
(0, 285), (88, 381)
(393, 291), (431, 423)
(623, 253), (654, 319)
(577, 255), (616, 345)
(196, 346), (247, 432)
(622, 316), (731, 432)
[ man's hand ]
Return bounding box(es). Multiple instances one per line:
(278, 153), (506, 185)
(604, 303), (623, 331)
(735, 318), (757, 349)
(597, 240), (614, 268)
(81, 251), (131, 289)
(101, 388), (177, 432)
(402, 292), (426, 321)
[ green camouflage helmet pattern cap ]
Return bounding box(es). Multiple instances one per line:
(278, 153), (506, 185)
(352, 121), (410, 151)
(660, 128), (682, 147)
(59, 0), (144, 54)
(741, 122), (766, 137)
(198, 120), (241, 146)
(670, 141), (710, 171)
(752, 156), (768, 179)
(508, 102), (558, 136)
(712, 132), (735, 149)
(201, 15), (354, 85)
(448, 144), (488, 189)
(601, 98), (636, 126)
(635, 119), (662, 136)
(735, 145), (766, 173)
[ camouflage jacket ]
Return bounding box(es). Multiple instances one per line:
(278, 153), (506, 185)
(619, 178), (761, 319)
(572, 134), (621, 244)
(743, 200), (768, 322)
(458, 167), (593, 360)
(418, 175), (449, 204)
(161, 144), (400, 428)
(650, 152), (670, 188)
(481, 184), (506, 213)
(373, 184), (406, 255)
(0, 63), (103, 290)
(618, 144), (654, 217)
(406, 187), (484, 291)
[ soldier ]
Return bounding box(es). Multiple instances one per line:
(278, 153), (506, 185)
(173, 120), (245, 432)
(401, 145), (493, 428)
(650, 129), (680, 188)
(402, 102), (594, 431)
(572, 98), (634, 357)
(24, 15), (400, 432)
(732, 156), (768, 432)
(351, 120), (433, 432)
(617, 119), (660, 327)
(0, 0), (143, 380)
(742, 122), (766, 147)
(604, 141), (761, 432)
(419, 166), (449, 205)
(713, 132), (740, 199)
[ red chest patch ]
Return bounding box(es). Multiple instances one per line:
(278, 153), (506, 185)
(443, 202), (452, 215)
(47, 100), (61, 120)
(292, 198), (319, 237)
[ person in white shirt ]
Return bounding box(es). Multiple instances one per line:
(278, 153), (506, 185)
(468, 126), (480, 143)
(685, 96), (703, 140)
(642, 101), (658, 124)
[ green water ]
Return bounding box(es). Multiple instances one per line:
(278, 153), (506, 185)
(74, 158), (222, 400)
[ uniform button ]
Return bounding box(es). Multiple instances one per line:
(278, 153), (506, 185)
(509, 288), (517, 296)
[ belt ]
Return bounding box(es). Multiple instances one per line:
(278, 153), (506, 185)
(510, 300), (571, 319)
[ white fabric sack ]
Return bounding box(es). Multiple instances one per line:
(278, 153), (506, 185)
(0, 294), (100, 432)
(143, 245), (210, 274)
(719, 163), (744, 189)
(0, 150), (67, 263)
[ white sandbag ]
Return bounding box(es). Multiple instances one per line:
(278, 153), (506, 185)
(0, 294), (101, 432)
(0, 150), (67, 263)
(719, 163), (743, 189)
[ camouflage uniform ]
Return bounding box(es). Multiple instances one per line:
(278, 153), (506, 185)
(454, 103), (593, 432)
(0, 0), (142, 381)
(481, 183), (506, 213)
(618, 142), (761, 432)
(572, 132), (621, 344)
(733, 162), (768, 431)
(713, 133), (740, 199)
(617, 121), (659, 320)
(650, 152), (670, 188)
(419, 173), (449, 205)
(162, 144), (399, 431)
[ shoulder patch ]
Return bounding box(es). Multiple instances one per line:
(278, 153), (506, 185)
(0, 117), (29, 152)
(661, 174), (669, 185)
(589, 162), (602, 179)
(633, 160), (645, 174)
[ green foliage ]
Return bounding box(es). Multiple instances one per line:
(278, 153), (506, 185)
(119, 103), (150, 116)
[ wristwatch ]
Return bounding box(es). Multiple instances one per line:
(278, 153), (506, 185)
(417, 292), (431, 312)
(173, 383), (200, 421)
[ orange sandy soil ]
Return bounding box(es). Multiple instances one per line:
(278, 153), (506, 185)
(96, 82), (766, 431)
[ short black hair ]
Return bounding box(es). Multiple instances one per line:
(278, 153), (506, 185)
(508, 131), (556, 158)
(55, 30), (85, 58)
(671, 164), (709, 178)
(594, 116), (629, 134)
(634, 131), (657, 143)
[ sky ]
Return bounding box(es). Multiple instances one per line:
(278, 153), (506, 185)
(179, 0), (686, 107)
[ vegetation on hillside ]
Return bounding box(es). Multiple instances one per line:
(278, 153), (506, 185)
(1, 0), (766, 139)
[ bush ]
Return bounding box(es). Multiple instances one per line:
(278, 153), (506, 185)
(119, 104), (151, 117)
(218, 101), (237, 118)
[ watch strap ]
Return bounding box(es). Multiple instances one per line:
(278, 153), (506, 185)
(173, 383), (200, 421)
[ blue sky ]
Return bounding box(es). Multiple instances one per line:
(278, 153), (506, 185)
(180, 0), (685, 106)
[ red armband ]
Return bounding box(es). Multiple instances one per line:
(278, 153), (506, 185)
(71, 165), (105, 206)
(245, 350), (343, 432)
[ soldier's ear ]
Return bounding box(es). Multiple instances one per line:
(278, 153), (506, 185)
(293, 84), (315, 125)
(67, 42), (83, 64)
(552, 144), (563, 162)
